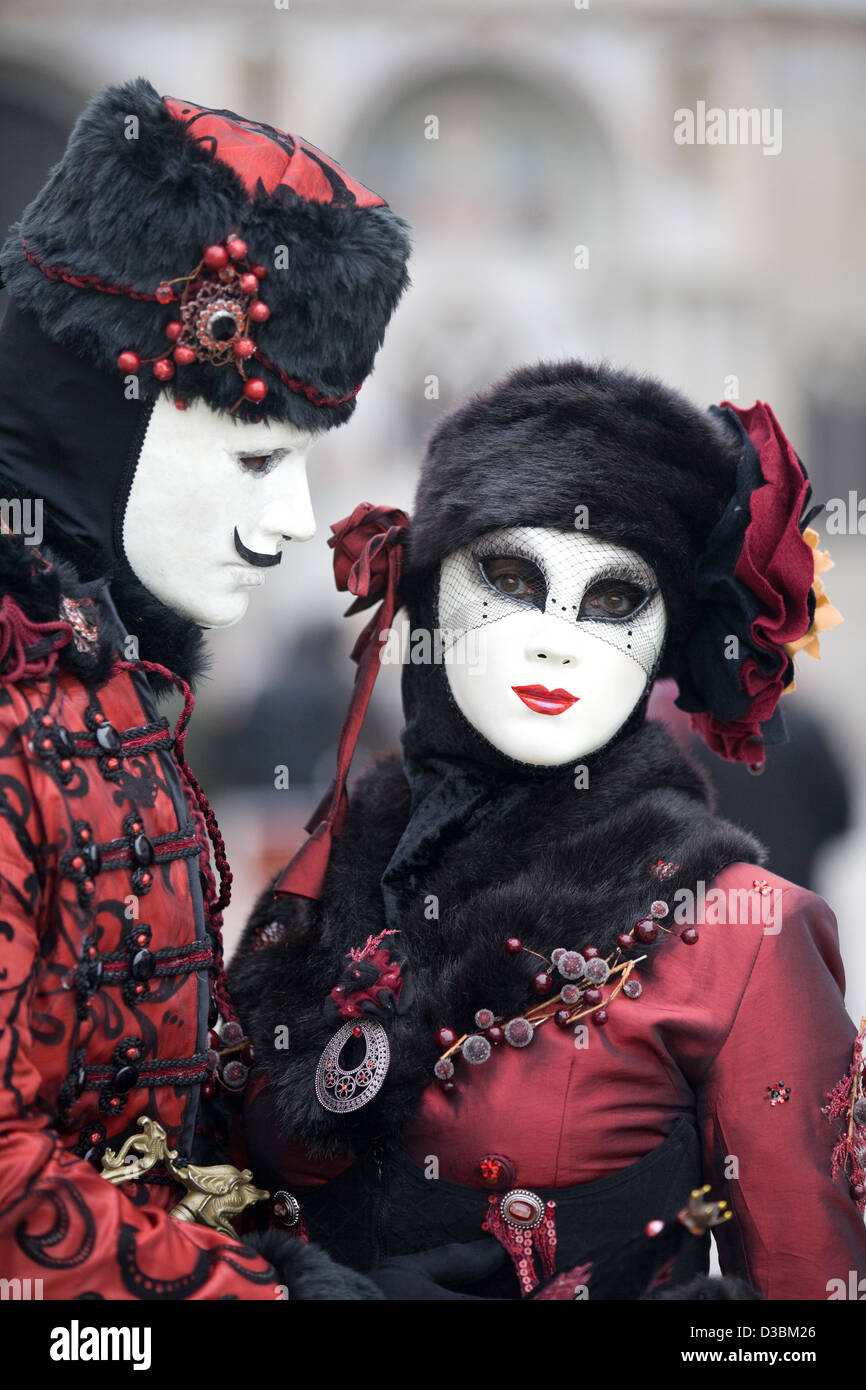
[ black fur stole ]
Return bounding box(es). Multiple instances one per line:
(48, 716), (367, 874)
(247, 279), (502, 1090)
(229, 719), (763, 1159)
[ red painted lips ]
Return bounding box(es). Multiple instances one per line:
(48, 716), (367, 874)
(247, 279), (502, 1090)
(512, 684), (579, 716)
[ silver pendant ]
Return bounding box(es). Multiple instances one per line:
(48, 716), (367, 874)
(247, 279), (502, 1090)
(315, 1019), (391, 1114)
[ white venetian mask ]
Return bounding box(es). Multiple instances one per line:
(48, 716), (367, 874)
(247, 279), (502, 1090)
(438, 526), (668, 766)
(122, 396), (317, 627)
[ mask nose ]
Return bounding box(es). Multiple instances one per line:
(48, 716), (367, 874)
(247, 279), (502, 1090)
(259, 457), (317, 544)
(523, 616), (580, 668)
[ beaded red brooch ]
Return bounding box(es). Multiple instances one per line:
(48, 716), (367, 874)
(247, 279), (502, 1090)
(116, 235), (271, 411)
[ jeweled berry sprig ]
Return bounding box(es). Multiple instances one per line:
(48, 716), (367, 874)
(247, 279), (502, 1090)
(116, 234), (271, 410)
(431, 939), (647, 1094)
(430, 880), (714, 1094)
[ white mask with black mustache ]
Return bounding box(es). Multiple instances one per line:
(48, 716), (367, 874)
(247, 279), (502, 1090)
(122, 396), (316, 627)
(437, 526), (668, 766)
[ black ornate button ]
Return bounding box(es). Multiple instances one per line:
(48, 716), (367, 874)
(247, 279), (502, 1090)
(131, 948), (155, 981)
(132, 834), (154, 867)
(113, 1064), (139, 1092)
(55, 727), (75, 755)
(82, 842), (102, 873)
(95, 722), (121, 752)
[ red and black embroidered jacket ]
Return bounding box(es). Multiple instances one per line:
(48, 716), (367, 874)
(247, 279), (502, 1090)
(0, 532), (369, 1299)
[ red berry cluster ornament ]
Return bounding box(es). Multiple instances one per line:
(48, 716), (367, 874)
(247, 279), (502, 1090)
(116, 234), (271, 410)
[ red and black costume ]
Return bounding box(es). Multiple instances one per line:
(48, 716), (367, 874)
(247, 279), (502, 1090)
(230, 363), (866, 1300)
(0, 77), (409, 1298)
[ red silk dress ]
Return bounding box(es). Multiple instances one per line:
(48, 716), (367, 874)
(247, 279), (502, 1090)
(262, 863), (866, 1300)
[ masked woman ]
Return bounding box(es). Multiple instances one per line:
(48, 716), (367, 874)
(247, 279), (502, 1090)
(229, 362), (866, 1300)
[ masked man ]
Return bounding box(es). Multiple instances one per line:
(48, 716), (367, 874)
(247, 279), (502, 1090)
(0, 77), (411, 1299)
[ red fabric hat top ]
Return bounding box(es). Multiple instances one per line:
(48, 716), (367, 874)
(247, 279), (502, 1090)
(163, 98), (386, 208)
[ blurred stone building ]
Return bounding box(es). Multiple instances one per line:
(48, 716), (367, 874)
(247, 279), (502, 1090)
(2, 0), (865, 1002)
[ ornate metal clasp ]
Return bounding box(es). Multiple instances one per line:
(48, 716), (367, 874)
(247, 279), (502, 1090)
(100, 1114), (268, 1237)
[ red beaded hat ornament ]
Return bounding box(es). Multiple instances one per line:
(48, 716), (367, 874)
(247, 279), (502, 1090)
(112, 234), (274, 413)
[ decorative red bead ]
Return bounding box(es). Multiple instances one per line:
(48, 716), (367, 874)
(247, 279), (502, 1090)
(173, 345), (196, 365)
(227, 237), (248, 261)
(233, 337), (256, 359)
(174, 399), (189, 410)
(484, 1025), (505, 1046)
(152, 359), (175, 382)
(531, 972), (553, 996)
(352, 1025), (362, 1038)
(554, 1009), (572, 1029)
(582, 946), (600, 959)
(851, 1181), (866, 1201)
(239, 273), (259, 294)
(592, 1008), (609, 1026)
(60, 759), (71, 772)
(117, 351), (141, 373)
(680, 927), (699, 945)
(252, 264), (267, 279)
(201, 1080), (215, 1099)
(203, 244), (229, 269)
(41, 715), (54, 727)
(71, 856), (84, 870)
(242, 378), (267, 402)
(645, 1219), (665, 1237)
(617, 933), (635, 950)
(634, 918), (660, 945)
(440, 1080), (456, 1095)
(583, 987), (602, 1006)
(248, 300), (271, 323)
(164, 321), (184, 342)
(155, 283), (174, 304)
(505, 937), (522, 955)
(436, 1027), (458, 1049)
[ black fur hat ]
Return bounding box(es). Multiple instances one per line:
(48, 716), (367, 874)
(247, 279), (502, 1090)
(0, 77), (411, 431)
(404, 360), (742, 678)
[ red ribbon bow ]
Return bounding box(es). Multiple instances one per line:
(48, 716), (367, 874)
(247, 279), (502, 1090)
(275, 503), (409, 900)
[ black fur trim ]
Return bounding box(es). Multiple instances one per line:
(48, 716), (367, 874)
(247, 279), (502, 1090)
(0, 77), (411, 432)
(229, 720), (763, 1158)
(0, 522), (208, 696)
(242, 1231), (385, 1300)
(0, 529), (117, 688)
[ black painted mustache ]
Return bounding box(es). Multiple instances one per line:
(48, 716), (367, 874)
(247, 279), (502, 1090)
(234, 528), (283, 568)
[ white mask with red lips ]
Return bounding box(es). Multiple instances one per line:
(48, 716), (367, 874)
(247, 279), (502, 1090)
(437, 526), (668, 767)
(122, 396), (317, 629)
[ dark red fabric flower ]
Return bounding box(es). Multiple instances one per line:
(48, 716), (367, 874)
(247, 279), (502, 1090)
(329, 502), (409, 613)
(677, 401), (818, 766)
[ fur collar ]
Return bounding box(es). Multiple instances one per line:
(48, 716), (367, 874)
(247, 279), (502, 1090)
(229, 720), (763, 1157)
(0, 517), (209, 697)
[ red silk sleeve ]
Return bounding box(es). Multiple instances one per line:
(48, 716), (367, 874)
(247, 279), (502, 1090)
(0, 840), (281, 1301)
(698, 884), (866, 1299)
